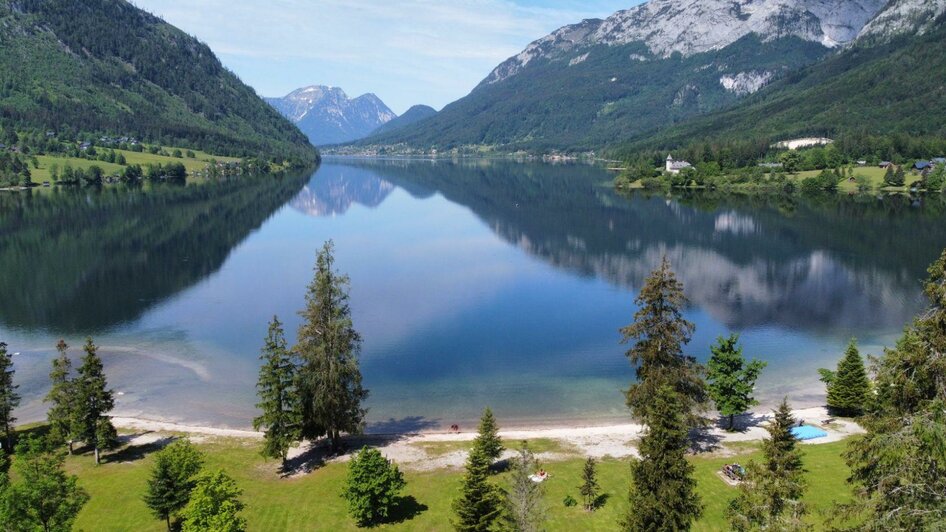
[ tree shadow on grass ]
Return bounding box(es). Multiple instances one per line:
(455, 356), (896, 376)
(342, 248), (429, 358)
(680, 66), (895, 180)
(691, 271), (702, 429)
(279, 416), (440, 478)
(592, 492), (610, 510)
(490, 457), (511, 474)
(383, 495), (428, 525)
(104, 434), (177, 464)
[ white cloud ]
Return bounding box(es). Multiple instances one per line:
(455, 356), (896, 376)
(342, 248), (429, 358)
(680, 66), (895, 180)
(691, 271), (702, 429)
(131, 0), (633, 113)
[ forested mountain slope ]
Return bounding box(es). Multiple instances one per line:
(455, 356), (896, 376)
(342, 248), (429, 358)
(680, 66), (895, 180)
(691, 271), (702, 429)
(357, 0), (945, 153)
(0, 0), (316, 161)
(618, 17), (946, 154)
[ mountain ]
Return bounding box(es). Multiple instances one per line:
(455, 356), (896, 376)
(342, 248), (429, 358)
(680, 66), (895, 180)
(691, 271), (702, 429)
(266, 86), (396, 146)
(0, 0), (316, 162)
(623, 10), (946, 153)
(359, 0), (942, 152)
(370, 105), (437, 136)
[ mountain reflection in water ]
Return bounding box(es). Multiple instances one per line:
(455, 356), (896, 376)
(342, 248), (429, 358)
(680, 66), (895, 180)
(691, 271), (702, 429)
(4, 159), (945, 428)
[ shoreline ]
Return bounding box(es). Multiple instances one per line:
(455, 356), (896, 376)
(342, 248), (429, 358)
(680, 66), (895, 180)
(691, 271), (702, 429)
(103, 390), (831, 438)
(111, 406), (863, 470)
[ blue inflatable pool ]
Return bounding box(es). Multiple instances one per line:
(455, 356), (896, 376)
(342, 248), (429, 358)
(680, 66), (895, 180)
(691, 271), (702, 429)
(791, 425), (828, 440)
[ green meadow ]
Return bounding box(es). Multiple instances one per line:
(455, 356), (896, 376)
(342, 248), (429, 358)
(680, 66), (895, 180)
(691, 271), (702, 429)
(42, 430), (856, 531)
(27, 146), (242, 183)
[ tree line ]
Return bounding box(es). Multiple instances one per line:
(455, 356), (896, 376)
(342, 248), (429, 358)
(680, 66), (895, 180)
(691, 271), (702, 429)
(249, 246), (890, 530)
(0, 240), (938, 530)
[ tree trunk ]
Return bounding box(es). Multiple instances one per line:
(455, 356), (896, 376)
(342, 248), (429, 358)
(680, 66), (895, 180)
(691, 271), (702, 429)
(332, 429), (341, 453)
(94, 446), (100, 465)
(68, 439), (74, 454)
(728, 414), (735, 431)
(166, 515), (172, 531)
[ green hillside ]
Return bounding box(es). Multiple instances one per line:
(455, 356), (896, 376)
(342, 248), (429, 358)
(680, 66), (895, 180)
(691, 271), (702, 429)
(0, 0), (316, 162)
(613, 18), (946, 156)
(357, 36), (831, 152)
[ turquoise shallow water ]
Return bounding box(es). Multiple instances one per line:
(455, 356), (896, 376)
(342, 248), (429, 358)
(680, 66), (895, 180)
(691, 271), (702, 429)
(1, 159), (942, 430)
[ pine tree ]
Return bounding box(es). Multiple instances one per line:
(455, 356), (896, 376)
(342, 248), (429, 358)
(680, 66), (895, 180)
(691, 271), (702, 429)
(181, 470), (246, 532)
(0, 343), (20, 451)
(45, 339), (78, 452)
(894, 165), (906, 186)
(823, 338), (870, 416)
(621, 258), (706, 426)
(729, 399), (807, 530)
(294, 241), (368, 453)
(623, 385), (702, 531)
(883, 166), (896, 186)
(503, 443), (545, 531)
(144, 439), (205, 531)
(842, 249), (946, 530)
(706, 334), (767, 430)
(472, 407), (504, 464)
(253, 316), (299, 468)
(579, 457), (600, 512)
(452, 446), (503, 532)
(74, 338), (117, 464)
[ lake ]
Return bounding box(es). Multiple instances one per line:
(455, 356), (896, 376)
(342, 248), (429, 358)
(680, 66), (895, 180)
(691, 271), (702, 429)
(2, 159), (943, 431)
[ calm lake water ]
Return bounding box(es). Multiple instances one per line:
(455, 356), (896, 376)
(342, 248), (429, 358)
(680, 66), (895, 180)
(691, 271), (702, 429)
(2, 159), (944, 431)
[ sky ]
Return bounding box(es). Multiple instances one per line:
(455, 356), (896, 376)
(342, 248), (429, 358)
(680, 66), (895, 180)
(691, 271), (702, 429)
(133, 0), (638, 114)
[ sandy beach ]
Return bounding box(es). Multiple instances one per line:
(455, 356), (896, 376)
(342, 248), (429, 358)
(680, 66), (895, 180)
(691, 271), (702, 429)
(113, 406), (863, 472)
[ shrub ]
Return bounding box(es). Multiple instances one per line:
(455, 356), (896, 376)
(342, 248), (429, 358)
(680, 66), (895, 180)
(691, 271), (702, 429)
(342, 448), (406, 526)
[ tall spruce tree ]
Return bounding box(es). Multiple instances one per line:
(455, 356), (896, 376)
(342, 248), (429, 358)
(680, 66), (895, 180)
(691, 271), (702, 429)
(621, 258), (706, 426)
(472, 407), (504, 464)
(823, 338), (870, 416)
(452, 445), (503, 532)
(729, 399), (807, 530)
(74, 338), (117, 464)
(623, 385), (702, 531)
(842, 249), (946, 529)
(579, 457), (600, 512)
(45, 339), (78, 452)
(706, 334), (767, 430)
(502, 443), (545, 531)
(0, 343), (20, 451)
(294, 241), (368, 453)
(253, 316), (299, 467)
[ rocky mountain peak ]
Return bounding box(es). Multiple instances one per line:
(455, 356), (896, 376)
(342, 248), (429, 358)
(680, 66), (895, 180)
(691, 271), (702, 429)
(266, 85), (396, 146)
(484, 0), (890, 85)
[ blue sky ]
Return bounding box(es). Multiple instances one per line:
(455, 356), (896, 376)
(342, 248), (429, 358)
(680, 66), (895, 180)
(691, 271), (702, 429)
(134, 0), (638, 114)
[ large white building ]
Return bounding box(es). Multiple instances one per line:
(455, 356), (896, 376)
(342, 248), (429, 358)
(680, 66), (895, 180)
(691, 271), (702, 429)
(666, 154), (692, 174)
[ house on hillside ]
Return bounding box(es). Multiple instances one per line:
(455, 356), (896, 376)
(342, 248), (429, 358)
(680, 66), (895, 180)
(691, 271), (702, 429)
(666, 154), (692, 174)
(933, 157), (946, 165)
(914, 161), (932, 171)
(879, 161), (893, 169)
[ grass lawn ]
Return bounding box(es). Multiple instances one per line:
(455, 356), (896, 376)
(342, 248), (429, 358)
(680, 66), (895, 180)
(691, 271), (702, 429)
(615, 165), (924, 194)
(56, 434), (854, 531)
(792, 166), (921, 193)
(27, 146), (242, 183)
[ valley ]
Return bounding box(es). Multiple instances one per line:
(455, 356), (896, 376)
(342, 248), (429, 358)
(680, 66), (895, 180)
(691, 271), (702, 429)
(1, 0), (945, 530)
